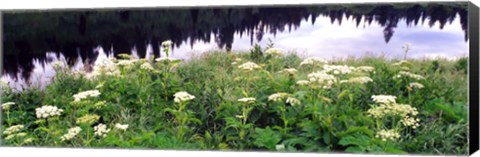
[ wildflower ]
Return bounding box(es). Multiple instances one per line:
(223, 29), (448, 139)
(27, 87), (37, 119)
(95, 82), (104, 89)
(60, 127), (82, 141)
(2, 102), (15, 110)
(401, 116), (420, 129)
(375, 129), (401, 141)
(51, 61), (65, 69)
(173, 91), (196, 103)
(235, 58), (243, 62)
(94, 124), (111, 138)
(231, 62), (238, 65)
(408, 82), (424, 89)
(116, 59), (137, 68)
(346, 76), (373, 84)
(73, 90), (101, 102)
(321, 64), (355, 75)
(307, 71), (337, 89)
(392, 60), (410, 66)
(394, 71), (425, 80)
(371, 95), (397, 104)
(367, 102), (418, 119)
(268, 93), (290, 102)
(114, 123), (129, 131)
(5, 134), (15, 140)
(265, 48), (284, 57)
(89, 57), (121, 78)
(237, 97), (256, 104)
(162, 40), (173, 47)
(93, 101), (107, 109)
(354, 66), (375, 73)
(23, 138), (33, 144)
(299, 57), (327, 66)
(296, 80), (310, 85)
(276, 144), (285, 151)
(286, 97), (301, 106)
(16, 132), (27, 137)
(238, 62), (261, 71)
(35, 105), (64, 119)
(279, 68), (298, 75)
(140, 62), (154, 71)
(76, 114), (100, 125)
(155, 57), (180, 62)
(3, 125), (24, 135)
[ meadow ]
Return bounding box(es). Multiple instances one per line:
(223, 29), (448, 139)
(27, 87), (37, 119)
(0, 41), (469, 155)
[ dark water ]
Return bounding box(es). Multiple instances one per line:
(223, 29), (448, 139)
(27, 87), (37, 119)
(1, 3), (469, 90)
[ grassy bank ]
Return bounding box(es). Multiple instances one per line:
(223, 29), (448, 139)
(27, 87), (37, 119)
(1, 44), (468, 155)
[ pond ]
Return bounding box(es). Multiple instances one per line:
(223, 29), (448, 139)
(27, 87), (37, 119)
(1, 3), (469, 90)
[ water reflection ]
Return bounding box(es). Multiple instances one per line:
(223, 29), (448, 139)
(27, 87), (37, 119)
(1, 3), (469, 90)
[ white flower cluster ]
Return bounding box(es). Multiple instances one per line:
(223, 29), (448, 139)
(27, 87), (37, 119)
(162, 40), (173, 47)
(265, 48), (284, 57)
(88, 57), (120, 78)
(408, 82), (424, 89)
(238, 62), (261, 71)
(279, 68), (298, 75)
(296, 80), (310, 85)
(286, 97), (301, 106)
(375, 129), (401, 141)
(173, 91), (196, 103)
(5, 132), (27, 140)
(2, 102), (15, 110)
(3, 125), (24, 135)
(60, 127), (82, 141)
(116, 59), (138, 68)
(394, 71), (425, 80)
(73, 90), (101, 102)
(307, 71), (337, 89)
(341, 76), (373, 84)
(400, 116), (420, 128)
(321, 64), (355, 75)
(371, 95), (397, 104)
(140, 62), (154, 71)
(155, 57), (180, 62)
(231, 58), (243, 65)
(76, 114), (100, 125)
(268, 93), (290, 102)
(51, 61), (66, 69)
(35, 105), (64, 119)
(354, 66), (375, 73)
(238, 97), (256, 104)
(299, 57), (327, 66)
(94, 123), (111, 138)
(115, 123), (129, 131)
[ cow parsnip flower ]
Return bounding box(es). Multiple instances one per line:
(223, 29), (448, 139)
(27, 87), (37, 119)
(354, 66), (375, 73)
(286, 97), (301, 106)
(173, 91), (196, 103)
(345, 76), (373, 84)
(408, 82), (424, 89)
(307, 71), (337, 89)
(2, 102), (15, 110)
(162, 40), (173, 47)
(60, 127), (82, 141)
(94, 123), (111, 138)
(299, 57), (327, 66)
(321, 64), (355, 75)
(279, 68), (298, 75)
(76, 114), (100, 125)
(35, 105), (64, 119)
(73, 90), (101, 102)
(394, 71), (425, 80)
(238, 97), (256, 104)
(3, 125), (24, 135)
(401, 116), (420, 129)
(376, 129), (401, 141)
(265, 48), (284, 57)
(238, 62), (261, 71)
(114, 123), (129, 131)
(371, 95), (397, 104)
(296, 80), (310, 85)
(268, 93), (290, 102)
(140, 62), (154, 71)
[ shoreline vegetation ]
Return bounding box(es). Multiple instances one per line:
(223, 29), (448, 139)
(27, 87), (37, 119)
(1, 41), (468, 155)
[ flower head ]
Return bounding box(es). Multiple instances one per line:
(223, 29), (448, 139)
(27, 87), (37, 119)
(376, 129), (401, 141)
(238, 97), (256, 104)
(408, 82), (424, 89)
(307, 71), (337, 89)
(238, 62), (261, 71)
(173, 91), (196, 103)
(296, 80), (310, 86)
(162, 40), (173, 47)
(3, 125), (24, 135)
(94, 124), (111, 138)
(286, 97), (301, 106)
(279, 68), (298, 75)
(268, 93), (290, 102)
(265, 48), (284, 57)
(60, 127), (82, 141)
(300, 57), (327, 66)
(2, 102), (15, 110)
(140, 62), (154, 71)
(321, 64), (355, 75)
(76, 114), (100, 125)
(35, 105), (64, 119)
(115, 123), (129, 131)
(73, 90), (101, 102)
(371, 95), (397, 105)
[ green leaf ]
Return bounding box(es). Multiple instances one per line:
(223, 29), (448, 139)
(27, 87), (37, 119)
(252, 127), (282, 150)
(345, 146), (366, 153)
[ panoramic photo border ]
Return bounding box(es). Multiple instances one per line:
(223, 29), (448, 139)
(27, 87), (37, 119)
(0, 0), (478, 157)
